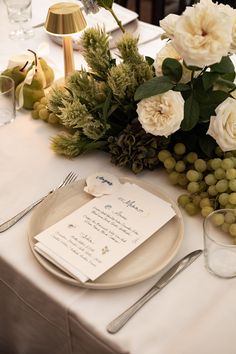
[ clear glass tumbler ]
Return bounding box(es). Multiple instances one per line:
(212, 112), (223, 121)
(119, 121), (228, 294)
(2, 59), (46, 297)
(203, 209), (236, 278)
(3, 0), (34, 40)
(0, 75), (16, 126)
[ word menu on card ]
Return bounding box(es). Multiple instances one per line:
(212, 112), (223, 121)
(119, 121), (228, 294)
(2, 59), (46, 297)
(35, 181), (175, 282)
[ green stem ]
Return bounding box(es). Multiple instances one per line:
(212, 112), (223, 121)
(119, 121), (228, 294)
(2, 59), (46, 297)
(108, 8), (125, 33)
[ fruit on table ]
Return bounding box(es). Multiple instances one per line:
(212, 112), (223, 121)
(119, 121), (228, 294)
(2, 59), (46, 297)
(16, 50), (45, 110)
(1, 62), (28, 87)
(39, 57), (54, 88)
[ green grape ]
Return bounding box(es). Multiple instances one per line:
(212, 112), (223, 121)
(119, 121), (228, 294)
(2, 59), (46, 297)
(186, 152), (198, 164)
(208, 185), (218, 196)
(221, 158), (234, 170)
(214, 168), (226, 180)
(187, 181), (200, 193)
(225, 203), (235, 209)
(192, 195), (201, 207)
(31, 110), (39, 119)
(185, 202), (198, 216)
(200, 197), (211, 208)
(158, 150), (171, 162)
(229, 179), (236, 191)
(215, 179), (228, 193)
(230, 157), (236, 167)
(226, 168), (236, 180)
(218, 193), (229, 206)
(194, 159), (207, 172)
(224, 211), (235, 224)
(199, 181), (207, 192)
(210, 158), (222, 170)
(205, 173), (217, 186)
(168, 171), (179, 185)
(228, 192), (236, 205)
(40, 96), (48, 105)
(201, 206), (214, 217)
(177, 173), (188, 186)
(48, 113), (59, 124)
(211, 213), (225, 226)
(175, 160), (186, 172)
(229, 223), (236, 237)
(200, 192), (209, 199)
(33, 101), (40, 110)
(36, 103), (45, 111)
(173, 143), (186, 155)
(178, 194), (191, 207)
(224, 152), (234, 158)
(164, 157), (176, 170)
(38, 108), (50, 121)
(186, 170), (201, 182)
(221, 222), (230, 233)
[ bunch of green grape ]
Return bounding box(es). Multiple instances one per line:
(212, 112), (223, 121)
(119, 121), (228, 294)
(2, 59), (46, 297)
(31, 96), (59, 124)
(158, 143), (236, 222)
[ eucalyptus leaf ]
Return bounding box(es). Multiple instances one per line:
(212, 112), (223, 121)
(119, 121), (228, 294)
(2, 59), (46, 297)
(210, 56), (234, 74)
(145, 56), (154, 65)
(134, 76), (174, 101)
(199, 134), (217, 157)
(162, 58), (183, 82)
(215, 78), (236, 90)
(202, 72), (219, 91)
(173, 83), (191, 92)
(198, 90), (229, 120)
(183, 62), (202, 71)
(97, 0), (113, 9)
(181, 95), (199, 131)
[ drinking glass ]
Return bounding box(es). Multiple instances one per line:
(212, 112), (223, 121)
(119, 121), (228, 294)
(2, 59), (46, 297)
(3, 0), (34, 40)
(0, 75), (16, 126)
(203, 209), (236, 278)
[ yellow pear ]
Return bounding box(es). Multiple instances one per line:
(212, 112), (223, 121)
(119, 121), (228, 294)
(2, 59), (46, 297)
(38, 57), (54, 88)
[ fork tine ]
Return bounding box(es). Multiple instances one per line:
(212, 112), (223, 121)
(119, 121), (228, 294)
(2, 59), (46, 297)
(61, 171), (74, 186)
(62, 172), (77, 186)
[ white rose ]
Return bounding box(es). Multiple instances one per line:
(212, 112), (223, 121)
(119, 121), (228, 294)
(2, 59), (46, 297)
(154, 42), (194, 83)
(218, 3), (236, 53)
(207, 97), (236, 151)
(137, 91), (184, 137)
(159, 14), (180, 39)
(173, 0), (233, 67)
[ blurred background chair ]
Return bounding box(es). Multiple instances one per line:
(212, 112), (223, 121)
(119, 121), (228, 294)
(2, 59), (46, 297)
(115, 0), (236, 25)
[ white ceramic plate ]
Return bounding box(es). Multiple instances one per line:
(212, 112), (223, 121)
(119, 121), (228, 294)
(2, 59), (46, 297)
(28, 177), (184, 289)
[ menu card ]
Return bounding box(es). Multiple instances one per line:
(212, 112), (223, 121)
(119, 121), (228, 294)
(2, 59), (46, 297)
(35, 181), (176, 282)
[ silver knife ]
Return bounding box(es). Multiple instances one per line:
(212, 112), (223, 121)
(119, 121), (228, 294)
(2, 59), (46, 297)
(107, 249), (203, 334)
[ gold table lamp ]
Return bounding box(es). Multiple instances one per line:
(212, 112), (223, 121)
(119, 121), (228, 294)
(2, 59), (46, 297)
(45, 2), (87, 78)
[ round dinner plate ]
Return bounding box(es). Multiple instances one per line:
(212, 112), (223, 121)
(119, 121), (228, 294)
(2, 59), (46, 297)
(28, 177), (184, 289)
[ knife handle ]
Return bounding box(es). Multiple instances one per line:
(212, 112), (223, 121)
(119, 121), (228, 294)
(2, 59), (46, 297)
(106, 286), (159, 334)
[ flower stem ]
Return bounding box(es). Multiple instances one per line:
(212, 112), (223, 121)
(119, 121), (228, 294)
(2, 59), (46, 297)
(108, 8), (125, 33)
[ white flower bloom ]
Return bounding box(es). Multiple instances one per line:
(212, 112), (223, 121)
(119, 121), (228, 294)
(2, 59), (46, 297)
(173, 0), (233, 67)
(154, 42), (193, 83)
(159, 14), (180, 39)
(137, 91), (184, 137)
(218, 3), (236, 53)
(207, 97), (236, 151)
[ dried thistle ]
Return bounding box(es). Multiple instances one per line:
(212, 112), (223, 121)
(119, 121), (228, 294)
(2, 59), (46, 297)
(51, 131), (84, 157)
(59, 100), (94, 129)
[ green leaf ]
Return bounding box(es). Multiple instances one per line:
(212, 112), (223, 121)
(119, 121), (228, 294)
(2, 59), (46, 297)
(183, 62), (202, 71)
(134, 76), (174, 101)
(198, 90), (229, 121)
(202, 72), (219, 91)
(97, 0), (113, 9)
(173, 83), (191, 92)
(222, 72), (235, 82)
(181, 95), (200, 131)
(215, 78), (236, 90)
(210, 56), (235, 74)
(102, 89), (112, 121)
(162, 58), (183, 82)
(199, 134), (217, 157)
(145, 56), (154, 65)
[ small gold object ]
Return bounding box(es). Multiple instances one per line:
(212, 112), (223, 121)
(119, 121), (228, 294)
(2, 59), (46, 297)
(45, 2), (87, 78)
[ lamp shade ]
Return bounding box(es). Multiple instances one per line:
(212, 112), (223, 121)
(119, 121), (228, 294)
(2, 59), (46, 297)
(44, 2), (87, 35)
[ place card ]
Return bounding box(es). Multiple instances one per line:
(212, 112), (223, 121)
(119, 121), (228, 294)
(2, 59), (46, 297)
(35, 181), (176, 282)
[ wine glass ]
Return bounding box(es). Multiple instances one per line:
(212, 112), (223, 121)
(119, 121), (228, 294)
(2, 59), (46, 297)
(3, 0), (34, 40)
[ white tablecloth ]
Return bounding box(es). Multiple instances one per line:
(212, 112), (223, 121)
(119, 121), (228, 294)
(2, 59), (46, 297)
(1, 1), (236, 354)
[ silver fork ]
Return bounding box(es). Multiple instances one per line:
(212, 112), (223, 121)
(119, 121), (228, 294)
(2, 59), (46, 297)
(0, 171), (78, 233)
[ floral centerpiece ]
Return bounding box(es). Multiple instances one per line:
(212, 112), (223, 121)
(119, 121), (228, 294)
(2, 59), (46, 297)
(32, 0), (236, 231)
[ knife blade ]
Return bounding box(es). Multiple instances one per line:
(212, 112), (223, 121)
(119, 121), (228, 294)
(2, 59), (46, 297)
(106, 249), (203, 334)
